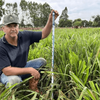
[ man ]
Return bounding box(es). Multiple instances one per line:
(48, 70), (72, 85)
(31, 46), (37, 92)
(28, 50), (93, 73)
(0, 10), (59, 92)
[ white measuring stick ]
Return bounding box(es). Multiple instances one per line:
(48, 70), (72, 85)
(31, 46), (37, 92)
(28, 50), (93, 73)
(51, 11), (55, 98)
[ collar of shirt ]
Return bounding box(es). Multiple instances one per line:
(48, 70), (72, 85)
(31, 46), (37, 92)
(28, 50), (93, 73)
(1, 32), (22, 44)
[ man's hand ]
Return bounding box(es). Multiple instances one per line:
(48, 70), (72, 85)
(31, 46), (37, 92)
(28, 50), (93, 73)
(2, 66), (40, 80)
(50, 10), (59, 20)
(48, 10), (59, 24)
(30, 68), (40, 80)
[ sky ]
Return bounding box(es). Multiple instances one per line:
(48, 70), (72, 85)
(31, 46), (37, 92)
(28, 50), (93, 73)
(3, 0), (100, 23)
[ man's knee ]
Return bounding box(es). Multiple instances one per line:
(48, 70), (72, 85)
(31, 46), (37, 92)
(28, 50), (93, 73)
(8, 76), (22, 85)
(39, 58), (47, 67)
(5, 76), (22, 88)
(1, 73), (22, 87)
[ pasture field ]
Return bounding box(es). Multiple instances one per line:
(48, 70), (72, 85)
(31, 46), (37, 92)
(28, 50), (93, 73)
(0, 28), (100, 100)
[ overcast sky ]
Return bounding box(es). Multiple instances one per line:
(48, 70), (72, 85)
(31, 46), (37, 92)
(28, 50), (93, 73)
(4, 0), (100, 23)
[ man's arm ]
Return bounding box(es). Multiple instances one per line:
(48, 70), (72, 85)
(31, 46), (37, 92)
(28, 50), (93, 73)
(2, 66), (40, 79)
(41, 10), (59, 39)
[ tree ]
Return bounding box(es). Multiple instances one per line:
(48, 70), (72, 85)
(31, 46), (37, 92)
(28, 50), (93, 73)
(73, 21), (82, 28)
(59, 19), (72, 27)
(5, 2), (19, 16)
(13, 2), (19, 16)
(28, 2), (51, 27)
(19, 17), (25, 28)
(59, 7), (68, 21)
(28, 2), (39, 27)
(66, 20), (72, 27)
(20, 0), (28, 11)
(88, 21), (93, 27)
(59, 19), (65, 27)
(0, 0), (5, 20)
(93, 15), (100, 27)
(5, 3), (13, 14)
(38, 3), (43, 27)
(73, 18), (81, 23)
(72, 18), (83, 28)
(59, 7), (68, 27)
(92, 21), (98, 27)
(82, 20), (89, 27)
(20, 0), (29, 26)
(41, 3), (51, 26)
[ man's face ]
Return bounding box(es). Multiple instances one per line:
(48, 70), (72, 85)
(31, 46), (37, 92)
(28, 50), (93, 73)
(2, 23), (19, 38)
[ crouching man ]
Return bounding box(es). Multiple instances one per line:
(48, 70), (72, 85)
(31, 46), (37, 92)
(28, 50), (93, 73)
(0, 10), (59, 92)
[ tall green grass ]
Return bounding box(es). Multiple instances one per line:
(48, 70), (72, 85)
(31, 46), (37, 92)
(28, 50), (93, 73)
(0, 31), (4, 38)
(0, 28), (100, 99)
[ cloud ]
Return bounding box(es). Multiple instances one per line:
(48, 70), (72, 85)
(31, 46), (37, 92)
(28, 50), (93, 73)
(66, 0), (100, 21)
(5, 0), (20, 3)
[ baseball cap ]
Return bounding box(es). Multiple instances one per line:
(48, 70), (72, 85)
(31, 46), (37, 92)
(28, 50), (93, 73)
(2, 14), (19, 26)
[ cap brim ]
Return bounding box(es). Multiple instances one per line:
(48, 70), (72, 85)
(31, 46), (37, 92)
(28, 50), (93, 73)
(2, 22), (19, 26)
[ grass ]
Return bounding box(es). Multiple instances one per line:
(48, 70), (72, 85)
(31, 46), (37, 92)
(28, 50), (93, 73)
(0, 28), (100, 99)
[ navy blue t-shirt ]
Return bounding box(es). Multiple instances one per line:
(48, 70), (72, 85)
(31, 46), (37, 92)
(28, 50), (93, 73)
(0, 31), (42, 77)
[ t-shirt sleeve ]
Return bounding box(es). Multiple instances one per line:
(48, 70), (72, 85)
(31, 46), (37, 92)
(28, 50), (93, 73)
(23, 31), (42, 45)
(0, 47), (11, 72)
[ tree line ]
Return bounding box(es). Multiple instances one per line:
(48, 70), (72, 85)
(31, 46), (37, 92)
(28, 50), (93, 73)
(0, 0), (100, 28)
(59, 7), (100, 27)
